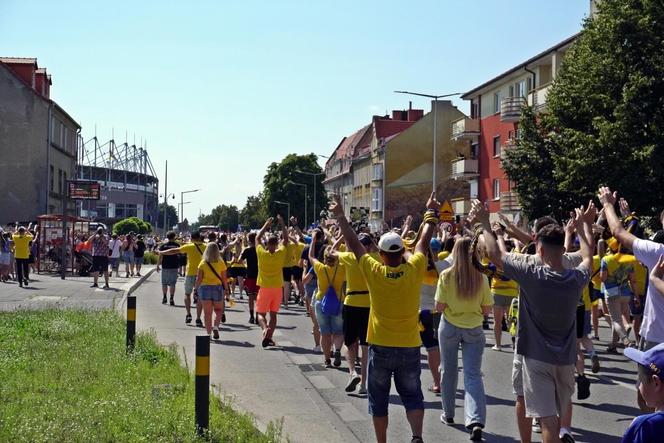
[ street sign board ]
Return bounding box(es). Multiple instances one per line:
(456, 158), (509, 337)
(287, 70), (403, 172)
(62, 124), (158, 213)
(67, 180), (101, 200)
(440, 200), (454, 222)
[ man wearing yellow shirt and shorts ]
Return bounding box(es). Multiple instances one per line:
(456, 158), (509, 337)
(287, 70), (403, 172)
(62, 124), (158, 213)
(255, 215), (289, 348)
(12, 225), (33, 288)
(337, 233), (379, 395)
(331, 192), (441, 443)
(158, 231), (207, 325)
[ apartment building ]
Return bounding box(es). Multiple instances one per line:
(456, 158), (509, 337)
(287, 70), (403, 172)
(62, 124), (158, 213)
(452, 34), (579, 217)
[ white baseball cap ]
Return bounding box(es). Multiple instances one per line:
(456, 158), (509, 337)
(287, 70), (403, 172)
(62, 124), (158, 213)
(378, 232), (404, 253)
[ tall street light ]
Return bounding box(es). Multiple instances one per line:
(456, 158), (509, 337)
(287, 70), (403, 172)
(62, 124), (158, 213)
(287, 181), (308, 228)
(180, 189), (200, 223)
(394, 90), (462, 192)
(274, 200), (290, 222)
(295, 169), (325, 226)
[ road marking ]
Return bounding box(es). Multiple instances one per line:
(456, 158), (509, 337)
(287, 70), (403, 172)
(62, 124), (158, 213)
(308, 375), (335, 390)
(330, 402), (367, 422)
(32, 295), (67, 301)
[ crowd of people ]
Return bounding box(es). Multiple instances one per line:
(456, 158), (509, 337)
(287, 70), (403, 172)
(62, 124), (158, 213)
(3, 185), (664, 442)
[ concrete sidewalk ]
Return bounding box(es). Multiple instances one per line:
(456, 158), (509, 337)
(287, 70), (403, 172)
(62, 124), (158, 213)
(0, 266), (155, 311)
(131, 273), (360, 443)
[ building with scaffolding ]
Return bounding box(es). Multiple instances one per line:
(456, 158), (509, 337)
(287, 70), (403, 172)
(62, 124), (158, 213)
(77, 137), (159, 226)
(0, 57), (81, 225)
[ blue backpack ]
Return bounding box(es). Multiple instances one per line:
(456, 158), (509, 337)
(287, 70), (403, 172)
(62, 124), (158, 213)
(320, 266), (341, 316)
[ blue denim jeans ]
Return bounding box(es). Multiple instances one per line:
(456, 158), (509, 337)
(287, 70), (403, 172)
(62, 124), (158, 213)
(438, 318), (486, 428)
(367, 345), (423, 416)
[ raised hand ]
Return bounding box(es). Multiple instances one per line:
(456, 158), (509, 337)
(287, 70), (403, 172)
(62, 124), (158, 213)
(470, 199), (489, 225)
(426, 191), (441, 211)
(289, 216), (298, 226)
(598, 186), (617, 207)
(619, 198), (632, 217)
(329, 194), (344, 218)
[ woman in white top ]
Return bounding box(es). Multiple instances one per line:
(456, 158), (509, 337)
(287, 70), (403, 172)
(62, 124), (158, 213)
(108, 234), (122, 277)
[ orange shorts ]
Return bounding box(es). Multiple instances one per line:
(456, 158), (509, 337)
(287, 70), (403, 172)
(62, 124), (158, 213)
(256, 287), (282, 313)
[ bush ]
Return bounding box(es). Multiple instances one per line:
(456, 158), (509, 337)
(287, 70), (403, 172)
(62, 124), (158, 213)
(113, 217), (152, 235)
(143, 251), (159, 265)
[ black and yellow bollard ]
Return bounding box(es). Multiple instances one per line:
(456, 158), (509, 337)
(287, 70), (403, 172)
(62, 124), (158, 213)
(195, 335), (210, 436)
(126, 296), (136, 352)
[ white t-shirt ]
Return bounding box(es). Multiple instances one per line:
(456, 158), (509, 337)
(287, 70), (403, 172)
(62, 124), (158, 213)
(420, 260), (451, 311)
(633, 238), (664, 344)
(109, 239), (122, 258)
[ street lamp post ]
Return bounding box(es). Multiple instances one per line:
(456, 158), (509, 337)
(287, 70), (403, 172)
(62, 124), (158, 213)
(274, 200), (290, 222)
(287, 181), (308, 228)
(394, 90), (462, 192)
(161, 192), (176, 232)
(180, 189), (200, 224)
(295, 169), (325, 227)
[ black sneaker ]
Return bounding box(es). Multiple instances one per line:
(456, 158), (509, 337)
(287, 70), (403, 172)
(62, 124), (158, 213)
(560, 430), (575, 443)
(577, 374), (591, 400)
(169, 298), (175, 306)
(411, 437), (424, 443)
(469, 425), (482, 441)
(90, 283), (98, 288)
(333, 350), (342, 367)
(185, 314), (192, 324)
(212, 328), (220, 340)
(324, 358), (332, 368)
(249, 316), (255, 324)
(440, 414), (454, 425)
(591, 354), (600, 373)
(162, 296), (167, 304)
(221, 313), (226, 323)
(102, 284), (110, 289)
(345, 373), (362, 392)
(195, 318), (203, 328)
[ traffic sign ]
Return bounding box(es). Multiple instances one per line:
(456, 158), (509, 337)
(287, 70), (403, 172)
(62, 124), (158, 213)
(440, 200), (454, 222)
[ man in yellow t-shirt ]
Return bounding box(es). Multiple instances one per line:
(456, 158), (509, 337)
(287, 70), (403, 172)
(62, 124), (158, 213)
(158, 230), (207, 325)
(330, 192), (441, 443)
(255, 215), (289, 348)
(282, 221), (305, 308)
(336, 233), (380, 394)
(12, 225), (33, 287)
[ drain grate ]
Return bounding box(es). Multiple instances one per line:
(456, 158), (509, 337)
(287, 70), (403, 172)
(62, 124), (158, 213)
(298, 363), (327, 372)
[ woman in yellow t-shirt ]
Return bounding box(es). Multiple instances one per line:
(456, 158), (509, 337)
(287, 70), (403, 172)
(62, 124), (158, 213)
(310, 231), (346, 368)
(435, 237), (492, 433)
(195, 242), (229, 339)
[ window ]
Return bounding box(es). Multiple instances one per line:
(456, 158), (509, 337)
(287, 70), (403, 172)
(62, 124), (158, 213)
(96, 203), (108, 218)
(470, 142), (478, 159)
(371, 188), (382, 212)
(471, 101), (479, 119)
(60, 124), (67, 149)
(516, 80), (526, 98)
(50, 117), (56, 141)
(373, 163), (383, 180)
(63, 172), (67, 190)
(508, 85), (514, 98)
(493, 136), (501, 157)
(493, 92), (500, 114)
(50, 165), (54, 191)
(527, 77), (533, 93)
(493, 179), (501, 200)
(58, 169), (63, 194)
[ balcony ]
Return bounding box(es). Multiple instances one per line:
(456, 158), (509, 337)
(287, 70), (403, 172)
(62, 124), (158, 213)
(500, 191), (521, 211)
(451, 117), (480, 141)
(450, 158), (479, 180)
(500, 139), (516, 161)
(451, 198), (472, 215)
(527, 83), (552, 113)
(500, 97), (527, 122)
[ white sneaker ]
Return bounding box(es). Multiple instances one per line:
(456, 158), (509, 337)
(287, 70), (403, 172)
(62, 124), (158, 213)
(491, 345), (501, 351)
(313, 345), (321, 353)
(358, 385), (367, 395)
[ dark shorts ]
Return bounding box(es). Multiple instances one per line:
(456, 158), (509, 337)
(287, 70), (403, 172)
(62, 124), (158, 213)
(630, 293), (645, 317)
(228, 267), (246, 279)
(576, 305), (591, 339)
(343, 304), (370, 346)
(282, 267), (294, 283)
(291, 266), (303, 282)
(245, 278), (259, 294)
(419, 310), (441, 350)
(367, 345), (423, 416)
(92, 255), (109, 274)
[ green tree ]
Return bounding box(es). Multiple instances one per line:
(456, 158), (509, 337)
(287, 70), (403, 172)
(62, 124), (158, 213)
(112, 217), (152, 235)
(505, 0), (664, 220)
(263, 153), (327, 227)
(239, 194), (268, 229)
(156, 203), (178, 230)
(196, 205), (240, 232)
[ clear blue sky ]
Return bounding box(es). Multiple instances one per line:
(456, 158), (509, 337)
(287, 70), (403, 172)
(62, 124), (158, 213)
(0, 0), (590, 219)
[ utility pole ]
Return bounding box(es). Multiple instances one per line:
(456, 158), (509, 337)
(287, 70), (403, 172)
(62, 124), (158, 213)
(163, 160), (168, 233)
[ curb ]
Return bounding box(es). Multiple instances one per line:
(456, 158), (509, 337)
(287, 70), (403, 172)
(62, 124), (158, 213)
(114, 267), (156, 315)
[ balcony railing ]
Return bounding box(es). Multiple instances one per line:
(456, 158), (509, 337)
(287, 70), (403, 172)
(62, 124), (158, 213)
(500, 97), (527, 122)
(451, 198), (472, 215)
(500, 191), (521, 211)
(500, 139), (516, 161)
(450, 158), (479, 179)
(527, 83), (552, 112)
(451, 117), (480, 140)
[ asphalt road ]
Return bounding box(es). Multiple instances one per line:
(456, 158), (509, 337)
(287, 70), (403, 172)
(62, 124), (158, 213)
(132, 274), (640, 443)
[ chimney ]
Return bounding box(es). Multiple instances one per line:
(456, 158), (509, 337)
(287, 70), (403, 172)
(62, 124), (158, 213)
(392, 110), (408, 121)
(407, 109), (424, 121)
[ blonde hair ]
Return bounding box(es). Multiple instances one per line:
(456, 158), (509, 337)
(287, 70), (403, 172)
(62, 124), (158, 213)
(203, 242), (222, 263)
(441, 237), (484, 299)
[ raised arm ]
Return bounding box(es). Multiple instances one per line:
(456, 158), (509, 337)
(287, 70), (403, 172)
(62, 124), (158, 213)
(329, 194), (365, 260)
(414, 192), (441, 256)
(472, 199), (506, 270)
(277, 214), (289, 246)
(158, 246), (184, 256)
(255, 218), (273, 247)
(573, 202), (596, 270)
(401, 215), (413, 240)
(598, 186), (636, 249)
(309, 231), (322, 266)
(498, 213), (532, 244)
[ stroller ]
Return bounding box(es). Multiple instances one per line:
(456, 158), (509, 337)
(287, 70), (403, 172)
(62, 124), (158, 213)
(75, 250), (93, 276)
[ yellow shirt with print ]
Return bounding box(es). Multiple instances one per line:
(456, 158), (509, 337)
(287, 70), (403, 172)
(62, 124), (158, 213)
(359, 252), (426, 348)
(12, 234), (33, 259)
(591, 255), (602, 291)
(257, 245), (287, 289)
(197, 260), (227, 286)
(338, 251), (380, 308)
(490, 276), (518, 298)
(617, 254), (647, 296)
(435, 273), (493, 329)
(313, 261), (346, 302)
(180, 241), (206, 277)
(285, 242), (305, 268)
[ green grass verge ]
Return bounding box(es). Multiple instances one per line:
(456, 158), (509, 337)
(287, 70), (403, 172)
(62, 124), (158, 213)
(0, 310), (283, 443)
